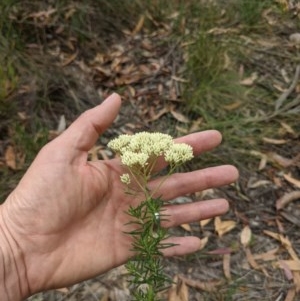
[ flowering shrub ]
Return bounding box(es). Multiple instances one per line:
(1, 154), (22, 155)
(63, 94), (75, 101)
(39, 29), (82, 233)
(108, 132), (194, 301)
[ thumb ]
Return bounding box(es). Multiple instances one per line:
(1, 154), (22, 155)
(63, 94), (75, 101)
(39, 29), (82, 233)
(57, 93), (122, 161)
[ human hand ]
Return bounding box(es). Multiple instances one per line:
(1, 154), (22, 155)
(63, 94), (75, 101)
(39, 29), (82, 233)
(0, 93), (238, 298)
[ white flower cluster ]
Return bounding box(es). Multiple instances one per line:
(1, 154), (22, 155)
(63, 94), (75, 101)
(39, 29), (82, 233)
(121, 151), (149, 167)
(108, 132), (194, 183)
(164, 143), (194, 165)
(120, 173), (131, 184)
(108, 132), (174, 157)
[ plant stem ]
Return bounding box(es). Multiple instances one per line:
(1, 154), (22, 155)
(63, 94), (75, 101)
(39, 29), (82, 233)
(126, 196), (172, 301)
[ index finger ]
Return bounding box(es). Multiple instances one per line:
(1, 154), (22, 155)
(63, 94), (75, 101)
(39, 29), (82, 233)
(152, 130), (222, 173)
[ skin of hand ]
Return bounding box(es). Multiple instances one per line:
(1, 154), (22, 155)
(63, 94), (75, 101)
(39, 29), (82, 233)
(0, 93), (238, 299)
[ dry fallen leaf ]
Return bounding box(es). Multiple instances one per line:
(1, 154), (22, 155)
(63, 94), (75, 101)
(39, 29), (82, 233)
(240, 72), (258, 86)
(293, 271), (300, 293)
(248, 150), (269, 170)
(170, 109), (190, 123)
(262, 137), (287, 144)
(240, 225), (252, 247)
(171, 75), (189, 83)
(55, 287), (69, 294)
(278, 260), (300, 271)
(200, 218), (212, 227)
(214, 217), (236, 237)
(168, 275), (189, 301)
(61, 51), (78, 67)
(147, 107), (169, 122)
(278, 260), (294, 281)
(223, 253), (231, 280)
(253, 247), (279, 261)
(283, 174), (300, 188)
(176, 125), (189, 134)
(248, 180), (272, 189)
(280, 121), (296, 136)
(5, 145), (25, 170)
(189, 117), (203, 132)
(180, 223), (192, 232)
(222, 101), (242, 110)
(245, 247), (261, 270)
(284, 288), (296, 301)
(5, 145), (17, 170)
(199, 236), (209, 251)
(268, 152), (293, 167)
(264, 230), (299, 261)
(245, 248), (269, 276)
(132, 15), (145, 35)
(276, 191), (300, 210)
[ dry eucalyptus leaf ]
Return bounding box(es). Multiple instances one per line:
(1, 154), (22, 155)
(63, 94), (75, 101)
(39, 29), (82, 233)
(276, 191), (300, 210)
(132, 15), (145, 35)
(170, 109), (190, 123)
(171, 75), (189, 83)
(278, 260), (300, 271)
(223, 253), (231, 280)
(168, 276), (189, 301)
(200, 218), (212, 227)
(240, 225), (252, 247)
(283, 174), (300, 188)
(180, 223), (192, 232)
(264, 230), (299, 261)
(258, 154), (268, 170)
(214, 217), (236, 237)
(55, 287), (69, 294)
(262, 137), (287, 144)
(268, 152), (293, 168)
(199, 236), (209, 250)
(245, 247), (261, 270)
(253, 247), (278, 261)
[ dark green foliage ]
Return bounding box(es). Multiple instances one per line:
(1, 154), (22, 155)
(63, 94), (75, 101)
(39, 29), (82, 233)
(125, 197), (172, 301)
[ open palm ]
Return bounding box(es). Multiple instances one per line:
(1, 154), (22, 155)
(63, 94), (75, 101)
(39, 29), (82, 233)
(1, 94), (238, 296)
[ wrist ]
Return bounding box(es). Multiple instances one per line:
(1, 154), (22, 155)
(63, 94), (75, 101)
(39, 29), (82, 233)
(0, 204), (30, 301)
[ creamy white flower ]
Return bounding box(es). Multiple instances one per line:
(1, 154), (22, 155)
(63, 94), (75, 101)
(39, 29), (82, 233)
(120, 173), (131, 185)
(107, 134), (131, 152)
(121, 151), (149, 167)
(109, 132), (193, 171)
(127, 132), (173, 156)
(109, 132), (174, 157)
(164, 143), (194, 165)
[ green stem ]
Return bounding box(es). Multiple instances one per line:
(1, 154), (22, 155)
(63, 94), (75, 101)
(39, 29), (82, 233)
(126, 196), (172, 301)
